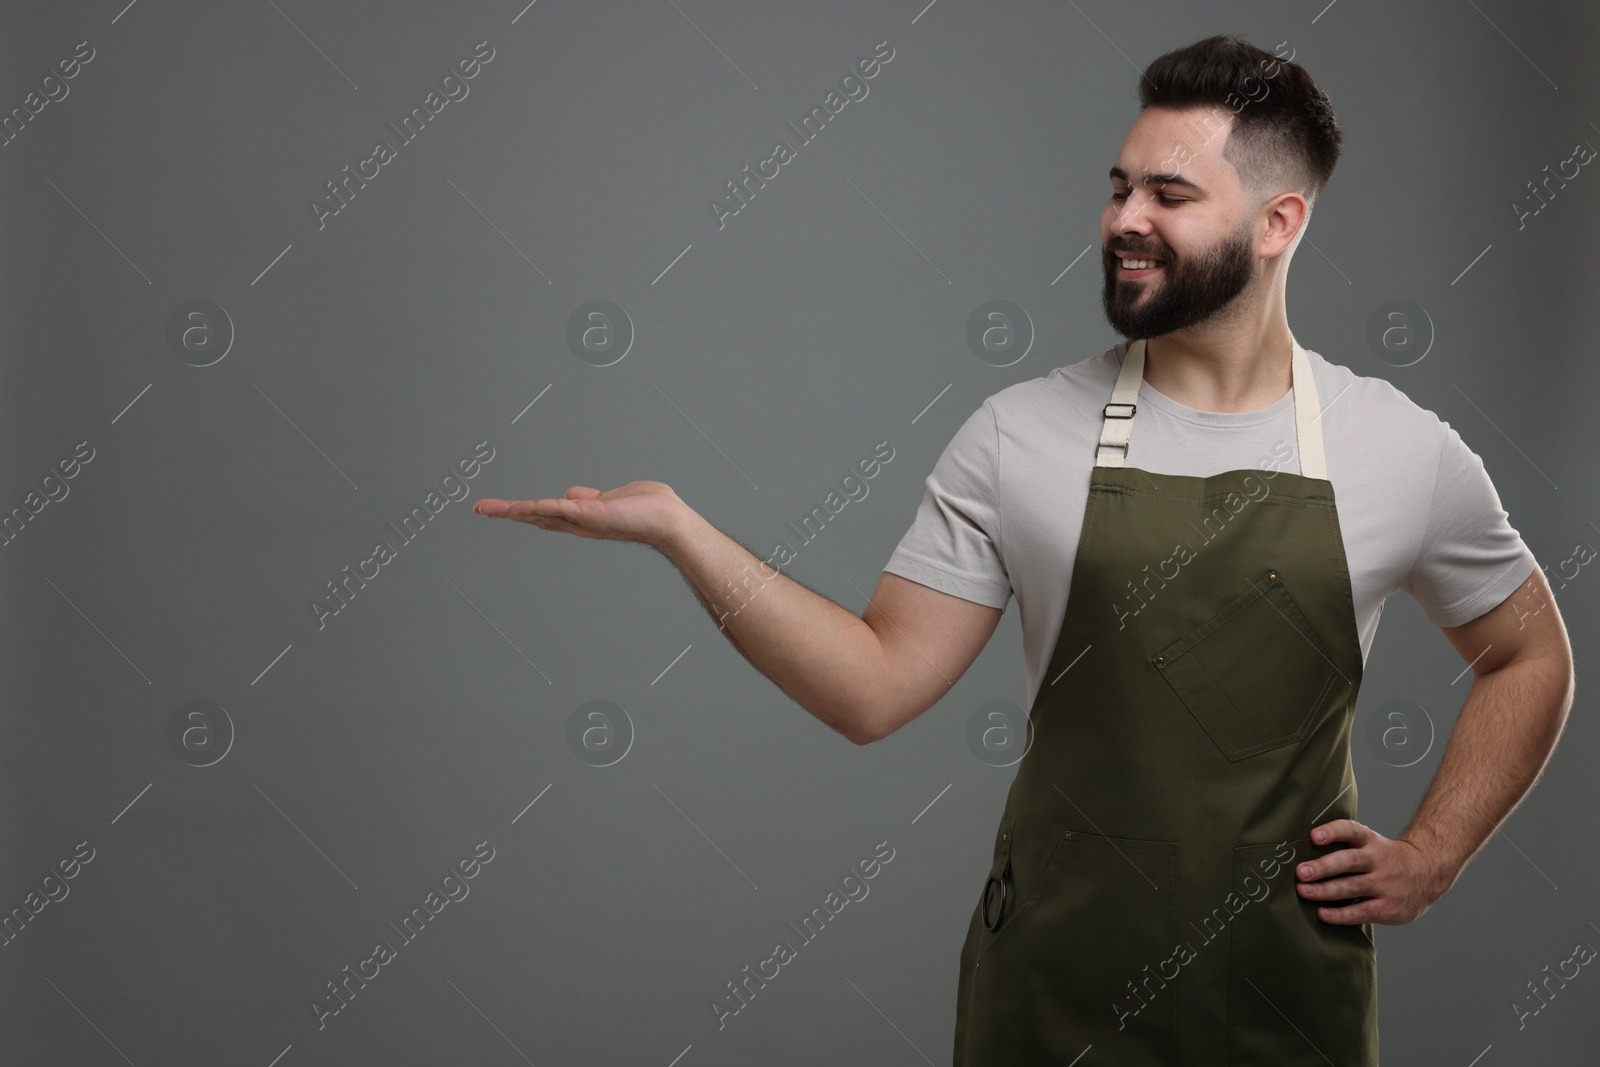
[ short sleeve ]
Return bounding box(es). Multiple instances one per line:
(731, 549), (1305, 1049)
(882, 399), (1012, 609)
(1399, 420), (1539, 627)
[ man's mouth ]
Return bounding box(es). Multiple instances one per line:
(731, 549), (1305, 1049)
(1116, 255), (1164, 277)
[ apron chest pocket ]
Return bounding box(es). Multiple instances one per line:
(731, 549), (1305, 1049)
(1152, 569), (1344, 762)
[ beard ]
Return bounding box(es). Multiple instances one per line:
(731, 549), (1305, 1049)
(1101, 218), (1257, 340)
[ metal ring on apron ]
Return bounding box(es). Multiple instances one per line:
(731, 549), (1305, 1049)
(980, 872), (1009, 931)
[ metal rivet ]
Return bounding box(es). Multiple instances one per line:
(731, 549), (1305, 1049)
(1154, 655), (1165, 666)
(1267, 570), (1279, 583)
(1064, 831), (1074, 839)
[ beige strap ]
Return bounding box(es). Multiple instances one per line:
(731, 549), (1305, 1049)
(1095, 335), (1326, 480)
(1290, 338), (1326, 480)
(1093, 338), (1147, 468)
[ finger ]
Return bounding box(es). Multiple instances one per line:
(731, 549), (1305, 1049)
(1311, 819), (1366, 847)
(1296, 845), (1371, 882)
(480, 498), (560, 519)
(509, 510), (562, 527)
(1297, 872), (1371, 900)
(536, 499), (595, 527)
(513, 512), (584, 536)
(566, 486), (603, 500)
(504, 498), (569, 519)
(538, 514), (585, 534)
(1314, 898), (1380, 925)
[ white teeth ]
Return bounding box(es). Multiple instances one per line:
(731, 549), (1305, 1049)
(1119, 258), (1159, 270)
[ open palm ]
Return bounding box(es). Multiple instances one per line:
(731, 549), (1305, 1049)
(473, 481), (686, 545)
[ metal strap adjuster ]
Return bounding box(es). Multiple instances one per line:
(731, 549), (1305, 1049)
(1103, 402), (1137, 419)
(1095, 443), (1130, 465)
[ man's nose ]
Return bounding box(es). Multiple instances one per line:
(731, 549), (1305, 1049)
(1113, 193), (1156, 234)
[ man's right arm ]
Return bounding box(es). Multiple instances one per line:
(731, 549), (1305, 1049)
(659, 507), (1004, 745)
(473, 480), (1004, 744)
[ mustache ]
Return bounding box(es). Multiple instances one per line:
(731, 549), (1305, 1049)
(1109, 246), (1169, 260)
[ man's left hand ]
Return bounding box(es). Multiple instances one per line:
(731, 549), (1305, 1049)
(1295, 819), (1448, 926)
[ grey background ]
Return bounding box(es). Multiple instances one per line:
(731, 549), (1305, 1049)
(2, 0), (1597, 1064)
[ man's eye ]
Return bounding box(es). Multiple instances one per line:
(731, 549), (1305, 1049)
(1110, 192), (1186, 204)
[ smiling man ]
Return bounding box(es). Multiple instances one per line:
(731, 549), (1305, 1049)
(473, 33), (1573, 1066)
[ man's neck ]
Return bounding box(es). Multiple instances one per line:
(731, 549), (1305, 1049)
(1140, 322), (1296, 414)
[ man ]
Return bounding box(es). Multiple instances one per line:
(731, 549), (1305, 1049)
(474, 34), (1573, 1066)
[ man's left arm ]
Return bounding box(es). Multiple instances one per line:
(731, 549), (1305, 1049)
(1297, 565), (1575, 925)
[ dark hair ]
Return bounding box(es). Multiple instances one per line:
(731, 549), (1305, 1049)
(1138, 35), (1342, 213)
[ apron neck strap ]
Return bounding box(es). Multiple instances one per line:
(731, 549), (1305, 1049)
(1094, 335), (1327, 480)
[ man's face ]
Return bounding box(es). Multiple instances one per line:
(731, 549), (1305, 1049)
(1100, 106), (1259, 340)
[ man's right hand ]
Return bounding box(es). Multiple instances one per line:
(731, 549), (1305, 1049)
(473, 481), (689, 548)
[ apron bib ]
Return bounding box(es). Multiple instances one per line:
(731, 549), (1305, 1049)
(953, 336), (1379, 1066)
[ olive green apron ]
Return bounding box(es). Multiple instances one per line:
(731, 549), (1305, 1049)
(954, 336), (1378, 1065)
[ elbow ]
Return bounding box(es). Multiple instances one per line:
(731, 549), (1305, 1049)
(846, 722), (881, 746)
(847, 702), (914, 745)
(844, 709), (885, 746)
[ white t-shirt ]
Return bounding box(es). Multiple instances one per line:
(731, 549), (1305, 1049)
(882, 339), (1540, 711)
